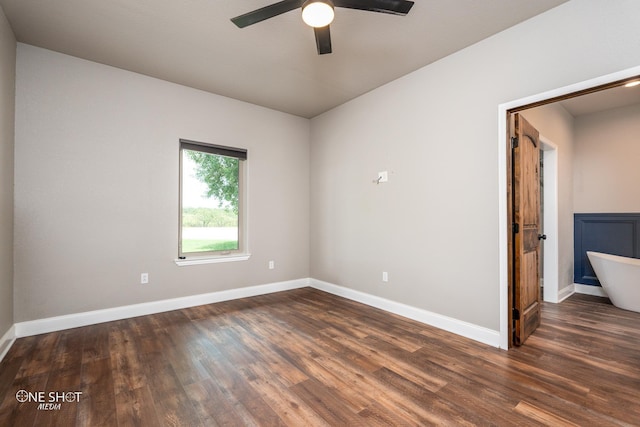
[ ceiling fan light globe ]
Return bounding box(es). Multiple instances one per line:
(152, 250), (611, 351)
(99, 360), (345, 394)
(302, 1), (334, 28)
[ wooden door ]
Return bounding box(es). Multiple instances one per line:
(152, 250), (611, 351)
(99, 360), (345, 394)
(512, 114), (541, 346)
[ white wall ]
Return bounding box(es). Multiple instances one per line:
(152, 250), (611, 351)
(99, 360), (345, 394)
(574, 102), (640, 212)
(310, 0), (640, 331)
(521, 103), (575, 294)
(0, 6), (15, 342)
(14, 44), (310, 322)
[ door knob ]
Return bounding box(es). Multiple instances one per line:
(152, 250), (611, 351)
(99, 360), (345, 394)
(538, 234), (547, 240)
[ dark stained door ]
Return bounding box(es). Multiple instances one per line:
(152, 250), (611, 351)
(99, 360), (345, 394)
(512, 114), (541, 346)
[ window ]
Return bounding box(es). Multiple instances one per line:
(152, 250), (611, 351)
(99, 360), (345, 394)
(179, 139), (247, 260)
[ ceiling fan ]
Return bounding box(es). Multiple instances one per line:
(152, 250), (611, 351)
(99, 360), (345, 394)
(231, 0), (415, 55)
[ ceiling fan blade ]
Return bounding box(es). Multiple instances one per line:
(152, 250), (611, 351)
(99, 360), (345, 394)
(314, 26), (332, 55)
(231, 0), (303, 28)
(333, 0), (413, 15)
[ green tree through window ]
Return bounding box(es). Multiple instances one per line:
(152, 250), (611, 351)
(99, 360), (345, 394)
(186, 151), (240, 214)
(179, 140), (247, 257)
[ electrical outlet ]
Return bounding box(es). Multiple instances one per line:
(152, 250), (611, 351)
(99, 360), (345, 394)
(269, 261), (275, 270)
(141, 273), (149, 284)
(382, 271), (388, 282)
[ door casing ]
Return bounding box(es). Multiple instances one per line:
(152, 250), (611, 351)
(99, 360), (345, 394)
(539, 137), (560, 304)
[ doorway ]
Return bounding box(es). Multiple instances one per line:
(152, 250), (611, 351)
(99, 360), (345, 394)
(498, 65), (640, 349)
(539, 137), (559, 304)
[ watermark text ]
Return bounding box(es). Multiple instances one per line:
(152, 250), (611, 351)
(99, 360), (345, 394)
(15, 390), (82, 411)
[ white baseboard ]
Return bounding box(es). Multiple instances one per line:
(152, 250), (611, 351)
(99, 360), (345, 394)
(309, 279), (501, 348)
(14, 278), (310, 338)
(557, 284), (575, 302)
(0, 324), (16, 363)
(9, 276), (501, 355)
(574, 283), (608, 298)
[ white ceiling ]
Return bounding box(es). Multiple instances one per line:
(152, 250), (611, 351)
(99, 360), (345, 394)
(1, 0), (569, 118)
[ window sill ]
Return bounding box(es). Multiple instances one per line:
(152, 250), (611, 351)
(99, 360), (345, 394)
(174, 253), (251, 266)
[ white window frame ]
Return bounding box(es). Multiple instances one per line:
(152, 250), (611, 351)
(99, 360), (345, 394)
(175, 139), (249, 266)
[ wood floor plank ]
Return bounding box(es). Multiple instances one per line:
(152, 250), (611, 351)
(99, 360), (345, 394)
(314, 332), (382, 373)
(139, 350), (205, 427)
(114, 385), (163, 427)
(15, 332), (59, 379)
(109, 327), (147, 395)
(76, 357), (117, 427)
(224, 321), (309, 387)
(0, 373), (49, 427)
(185, 377), (254, 427)
(241, 362), (330, 427)
(81, 323), (111, 363)
(197, 349), (286, 426)
(1, 289), (639, 426)
(289, 378), (361, 425)
(160, 325), (211, 387)
(33, 372), (81, 427)
(514, 400), (581, 427)
(321, 327), (448, 393)
(0, 356), (22, 409)
(314, 355), (473, 426)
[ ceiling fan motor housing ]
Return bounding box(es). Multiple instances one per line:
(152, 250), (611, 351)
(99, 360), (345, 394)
(302, 0), (335, 28)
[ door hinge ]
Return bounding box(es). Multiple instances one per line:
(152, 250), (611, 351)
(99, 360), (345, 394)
(513, 308), (520, 320)
(513, 223), (519, 234)
(511, 136), (519, 149)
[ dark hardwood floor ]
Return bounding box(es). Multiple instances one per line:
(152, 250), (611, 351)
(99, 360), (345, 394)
(1, 288), (639, 426)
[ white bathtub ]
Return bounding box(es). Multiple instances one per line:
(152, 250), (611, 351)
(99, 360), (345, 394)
(587, 251), (640, 313)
